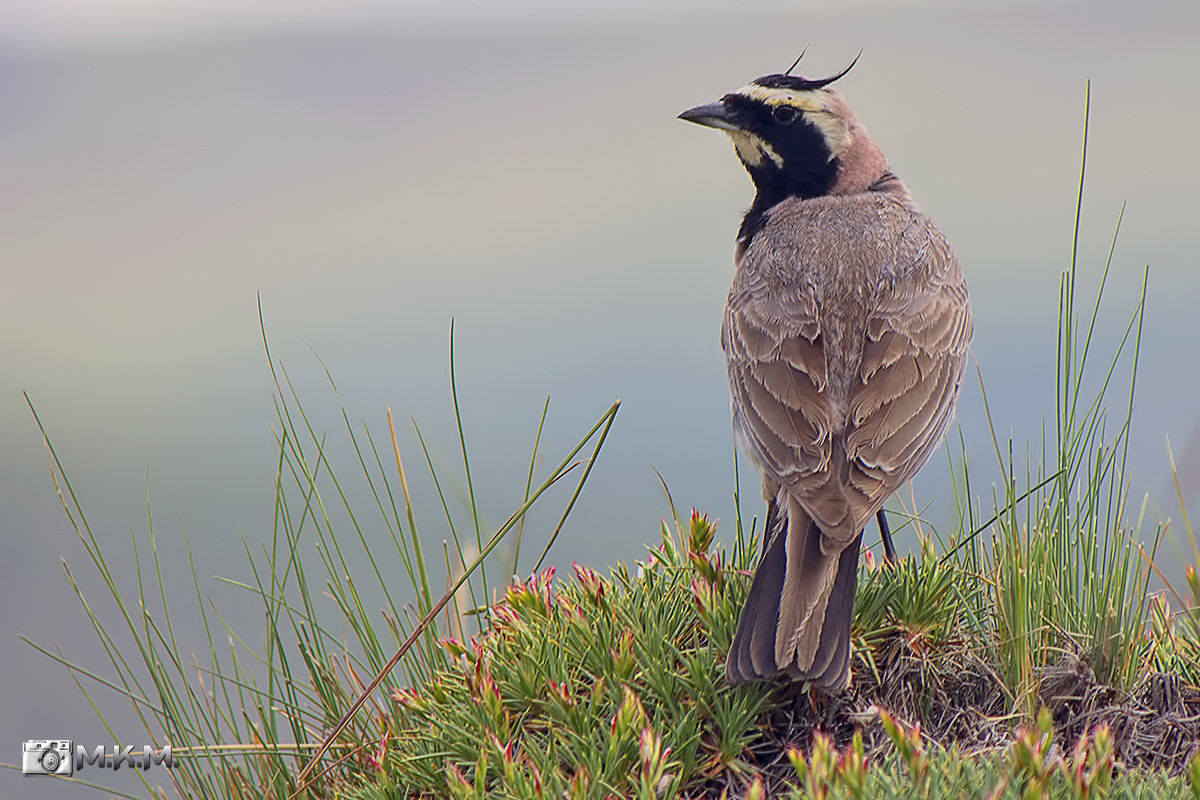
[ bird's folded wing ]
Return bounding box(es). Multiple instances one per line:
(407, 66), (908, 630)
(844, 270), (972, 529)
(723, 275), (852, 542)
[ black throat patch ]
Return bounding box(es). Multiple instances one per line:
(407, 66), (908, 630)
(719, 93), (840, 245)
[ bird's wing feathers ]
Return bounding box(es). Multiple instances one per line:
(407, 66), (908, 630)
(846, 277), (971, 515)
(724, 195), (971, 551)
(724, 282), (852, 540)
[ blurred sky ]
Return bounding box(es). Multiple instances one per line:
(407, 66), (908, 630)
(1, 0), (917, 49)
(3, 1), (1199, 796)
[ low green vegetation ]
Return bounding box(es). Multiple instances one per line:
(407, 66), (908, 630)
(16, 90), (1200, 798)
(353, 509), (1200, 799)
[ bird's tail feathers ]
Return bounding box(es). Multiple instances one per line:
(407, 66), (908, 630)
(726, 493), (861, 689)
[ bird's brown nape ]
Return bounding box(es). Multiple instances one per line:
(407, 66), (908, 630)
(821, 92), (891, 197)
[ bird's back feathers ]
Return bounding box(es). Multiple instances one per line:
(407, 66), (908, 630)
(723, 186), (971, 687)
(724, 189), (971, 546)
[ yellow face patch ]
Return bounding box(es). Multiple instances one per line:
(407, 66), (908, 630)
(729, 130), (784, 168)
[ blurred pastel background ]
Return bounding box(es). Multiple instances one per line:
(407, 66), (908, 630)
(2, 0), (1198, 796)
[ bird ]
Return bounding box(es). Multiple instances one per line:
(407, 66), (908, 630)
(679, 58), (972, 690)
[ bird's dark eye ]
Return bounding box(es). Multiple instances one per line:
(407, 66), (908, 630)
(772, 105), (798, 124)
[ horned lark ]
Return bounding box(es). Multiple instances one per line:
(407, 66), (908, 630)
(680, 61), (972, 689)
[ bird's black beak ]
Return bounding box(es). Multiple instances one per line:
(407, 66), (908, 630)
(678, 101), (739, 132)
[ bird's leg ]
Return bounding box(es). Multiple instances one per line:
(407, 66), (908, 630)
(877, 508), (897, 565)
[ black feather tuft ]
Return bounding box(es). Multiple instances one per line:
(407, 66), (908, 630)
(754, 50), (862, 92)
